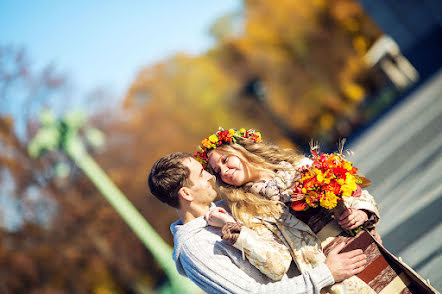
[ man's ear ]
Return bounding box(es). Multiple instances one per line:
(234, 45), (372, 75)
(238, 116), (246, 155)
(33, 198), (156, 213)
(178, 186), (193, 202)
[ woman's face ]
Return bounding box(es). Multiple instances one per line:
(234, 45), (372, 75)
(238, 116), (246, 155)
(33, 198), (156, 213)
(208, 150), (249, 186)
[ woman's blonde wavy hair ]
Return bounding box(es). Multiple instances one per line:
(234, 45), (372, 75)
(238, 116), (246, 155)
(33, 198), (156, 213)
(208, 138), (305, 227)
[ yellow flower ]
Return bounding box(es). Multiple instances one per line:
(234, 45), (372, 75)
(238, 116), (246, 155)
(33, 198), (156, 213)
(322, 170), (331, 184)
(337, 178), (345, 185)
(306, 192), (318, 208)
(202, 138), (211, 148)
(209, 135), (219, 143)
(320, 191), (338, 209)
(228, 129), (235, 135)
(240, 128), (246, 133)
(316, 170), (324, 183)
(255, 132), (262, 142)
(341, 185), (353, 197)
(343, 161), (353, 171)
(345, 174), (357, 190)
(302, 171), (315, 182)
(340, 175), (357, 197)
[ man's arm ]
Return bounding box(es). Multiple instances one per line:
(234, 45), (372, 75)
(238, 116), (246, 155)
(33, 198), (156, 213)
(179, 237), (334, 294)
(179, 231), (367, 294)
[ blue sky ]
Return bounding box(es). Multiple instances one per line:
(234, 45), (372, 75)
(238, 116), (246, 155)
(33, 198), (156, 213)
(0, 1), (241, 231)
(0, 1), (241, 99)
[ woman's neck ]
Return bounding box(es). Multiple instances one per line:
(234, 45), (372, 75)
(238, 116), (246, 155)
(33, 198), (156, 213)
(249, 168), (274, 183)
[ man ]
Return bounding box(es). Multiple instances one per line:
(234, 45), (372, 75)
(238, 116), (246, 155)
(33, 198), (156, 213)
(148, 152), (367, 294)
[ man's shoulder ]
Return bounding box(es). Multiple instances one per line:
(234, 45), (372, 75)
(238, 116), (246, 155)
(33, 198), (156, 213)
(171, 216), (215, 242)
(174, 224), (224, 260)
(170, 219), (183, 236)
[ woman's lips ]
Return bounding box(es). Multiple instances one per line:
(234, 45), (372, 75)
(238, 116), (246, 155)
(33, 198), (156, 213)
(228, 170), (235, 180)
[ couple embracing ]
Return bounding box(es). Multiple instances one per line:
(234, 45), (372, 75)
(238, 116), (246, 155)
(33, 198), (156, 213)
(148, 128), (437, 294)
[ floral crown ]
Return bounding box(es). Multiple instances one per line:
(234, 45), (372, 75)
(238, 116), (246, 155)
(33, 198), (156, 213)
(194, 127), (262, 168)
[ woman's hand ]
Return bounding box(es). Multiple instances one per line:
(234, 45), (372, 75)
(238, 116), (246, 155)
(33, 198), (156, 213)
(338, 208), (368, 230)
(205, 207), (236, 227)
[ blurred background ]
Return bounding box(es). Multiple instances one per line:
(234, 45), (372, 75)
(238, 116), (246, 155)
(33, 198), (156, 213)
(1, 0), (441, 293)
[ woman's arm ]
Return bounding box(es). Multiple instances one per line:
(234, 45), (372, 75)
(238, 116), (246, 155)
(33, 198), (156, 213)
(206, 208), (292, 281)
(349, 189), (380, 219)
(341, 189), (380, 230)
(232, 225), (293, 281)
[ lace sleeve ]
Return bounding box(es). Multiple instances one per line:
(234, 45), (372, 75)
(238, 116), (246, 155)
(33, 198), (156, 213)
(233, 224), (293, 281)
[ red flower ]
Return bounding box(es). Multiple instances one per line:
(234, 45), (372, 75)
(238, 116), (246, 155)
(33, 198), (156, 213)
(303, 177), (317, 190)
(332, 166), (348, 178)
(291, 199), (308, 211)
(325, 180), (341, 195)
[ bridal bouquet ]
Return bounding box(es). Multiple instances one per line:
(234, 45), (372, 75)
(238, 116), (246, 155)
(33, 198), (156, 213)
(291, 148), (370, 213)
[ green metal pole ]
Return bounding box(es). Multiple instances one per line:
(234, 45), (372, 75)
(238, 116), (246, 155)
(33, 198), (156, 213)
(28, 111), (199, 293)
(63, 131), (199, 294)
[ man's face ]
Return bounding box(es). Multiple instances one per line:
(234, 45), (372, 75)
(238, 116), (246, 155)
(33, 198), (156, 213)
(182, 158), (218, 204)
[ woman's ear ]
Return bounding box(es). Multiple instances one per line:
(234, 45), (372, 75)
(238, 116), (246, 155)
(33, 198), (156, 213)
(178, 186), (193, 202)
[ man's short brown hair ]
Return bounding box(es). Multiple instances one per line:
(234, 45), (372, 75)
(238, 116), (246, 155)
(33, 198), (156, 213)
(148, 152), (194, 208)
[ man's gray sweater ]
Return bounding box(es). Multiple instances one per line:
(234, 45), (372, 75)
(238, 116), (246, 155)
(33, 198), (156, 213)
(171, 215), (335, 294)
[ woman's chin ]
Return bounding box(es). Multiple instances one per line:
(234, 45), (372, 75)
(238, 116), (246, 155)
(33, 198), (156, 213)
(224, 177), (240, 187)
(231, 178), (245, 187)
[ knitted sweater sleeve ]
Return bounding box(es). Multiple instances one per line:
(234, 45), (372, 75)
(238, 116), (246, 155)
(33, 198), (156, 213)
(178, 235), (334, 294)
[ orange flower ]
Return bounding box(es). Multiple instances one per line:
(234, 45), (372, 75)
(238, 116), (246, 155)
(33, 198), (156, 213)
(291, 199), (308, 211)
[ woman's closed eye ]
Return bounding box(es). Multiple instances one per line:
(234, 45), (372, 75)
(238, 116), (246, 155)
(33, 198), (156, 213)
(222, 156), (229, 163)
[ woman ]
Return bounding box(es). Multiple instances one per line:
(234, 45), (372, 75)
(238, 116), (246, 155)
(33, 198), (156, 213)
(196, 128), (436, 294)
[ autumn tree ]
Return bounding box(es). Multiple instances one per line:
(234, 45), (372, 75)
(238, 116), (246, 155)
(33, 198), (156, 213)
(209, 0), (383, 148)
(0, 46), (167, 293)
(125, 0), (383, 155)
